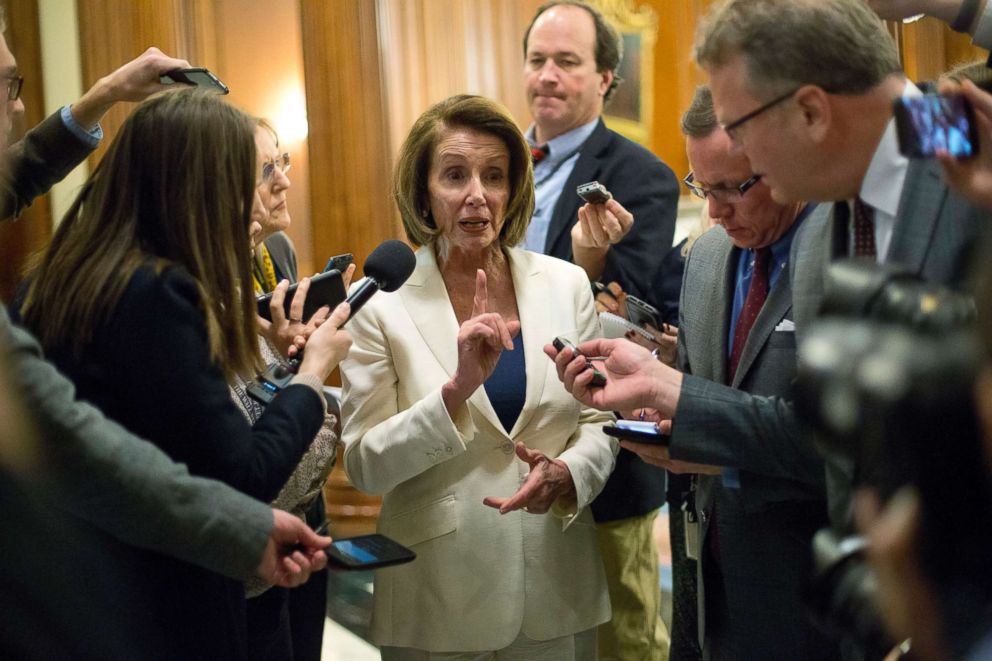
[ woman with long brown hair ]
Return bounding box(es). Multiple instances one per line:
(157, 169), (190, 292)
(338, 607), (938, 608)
(19, 88), (350, 660)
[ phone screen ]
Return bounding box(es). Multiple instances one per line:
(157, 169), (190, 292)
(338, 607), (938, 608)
(327, 534), (417, 570)
(895, 94), (976, 159)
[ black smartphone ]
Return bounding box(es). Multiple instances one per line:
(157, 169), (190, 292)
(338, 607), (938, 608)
(327, 534), (417, 570)
(577, 181), (612, 204)
(603, 420), (671, 446)
(894, 93), (978, 159)
(323, 253), (354, 273)
(160, 67), (229, 95)
(256, 269), (346, 322)
(625, 295), (661, 328)
(552, 336), (607, 387)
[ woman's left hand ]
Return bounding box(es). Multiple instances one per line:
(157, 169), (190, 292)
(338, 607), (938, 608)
(482, 443), (577, 515)
(258, 264), (357, 359)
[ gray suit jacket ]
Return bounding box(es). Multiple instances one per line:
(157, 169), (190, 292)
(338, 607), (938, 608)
(0, 110), (272, 580)
(671, 207), (836, 660)
(792, 158), (991, 528)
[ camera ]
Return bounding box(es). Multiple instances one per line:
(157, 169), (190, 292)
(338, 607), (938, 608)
(795, 260), (992, 659)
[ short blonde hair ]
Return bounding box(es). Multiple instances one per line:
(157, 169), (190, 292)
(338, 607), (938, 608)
(394, 95), (534, 248)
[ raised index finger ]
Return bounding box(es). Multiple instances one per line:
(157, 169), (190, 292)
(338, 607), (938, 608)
(471, 269), (488, 318)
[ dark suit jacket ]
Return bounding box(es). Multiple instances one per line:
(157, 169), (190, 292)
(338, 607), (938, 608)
(672, 211), (836, 660)
(27, 263), (324, 660)
(546, 119), (679, 522)
(543, 118), (680, 301)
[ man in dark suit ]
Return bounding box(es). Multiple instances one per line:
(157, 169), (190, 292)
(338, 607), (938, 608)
(549, 84), (838, 660)
(520, 3), (679, 659)
(0, 22), (328, 656)
(696, 0), (991, 530)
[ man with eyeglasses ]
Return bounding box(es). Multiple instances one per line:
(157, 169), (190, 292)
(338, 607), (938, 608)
(562, 84), (835, 661)
(0, 14), (330, 659)
(695, 0), (990, 525)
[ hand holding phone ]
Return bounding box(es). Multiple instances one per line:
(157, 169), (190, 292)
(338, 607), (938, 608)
(256, 269), (346, 322)
(552, 336), (607, 387)
(160, 67), (229, 94)
(577, 181), (613, 204)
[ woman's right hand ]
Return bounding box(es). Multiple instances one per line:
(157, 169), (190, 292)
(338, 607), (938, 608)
(442, 270), (519, 413)
(297, 301), (352, 382)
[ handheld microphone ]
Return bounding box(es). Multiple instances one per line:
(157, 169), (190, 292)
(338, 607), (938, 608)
(346, 240), (416, 321)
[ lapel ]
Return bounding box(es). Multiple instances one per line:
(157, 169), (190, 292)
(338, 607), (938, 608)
(886, 159), (946, 274)
(696, 234), (736, 385)
(397, 247), (550, 440)
(504, 248), (550, 438)
(544, 119), (610, 255)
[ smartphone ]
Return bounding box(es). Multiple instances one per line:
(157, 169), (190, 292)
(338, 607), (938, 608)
(323, 253), (354, 273)
(894, 93), (978, 159)
(552, 336), (607, 387)
(603, 419), (670, 445)
(625, 295), (661, 329)
(160, 67), (229, 95)
(577, 181), (612, 204)
(256, 269), (346, 322)
(327, 534), (417, 570)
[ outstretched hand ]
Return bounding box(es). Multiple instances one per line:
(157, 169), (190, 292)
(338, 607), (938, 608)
(256, 509), (331, 588)
(482, 442), (577, 515)
(442, 270), (520, 412)
(544, 337), (682, 417)
(71, 47), (192, 129)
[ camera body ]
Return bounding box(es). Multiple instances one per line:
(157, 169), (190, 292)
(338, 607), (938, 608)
(796, 260), (992, 658)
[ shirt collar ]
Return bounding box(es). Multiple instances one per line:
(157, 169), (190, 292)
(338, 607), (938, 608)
(525, 118), (599, 165)
(860, 79), (919, 216)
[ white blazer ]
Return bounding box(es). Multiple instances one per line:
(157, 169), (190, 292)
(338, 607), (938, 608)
(340, 245), (617, 651)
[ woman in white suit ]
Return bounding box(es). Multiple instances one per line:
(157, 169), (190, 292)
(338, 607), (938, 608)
(340, 95), (618, 660)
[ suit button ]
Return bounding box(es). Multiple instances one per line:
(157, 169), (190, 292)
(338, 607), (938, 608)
(501, 441), (513, 455)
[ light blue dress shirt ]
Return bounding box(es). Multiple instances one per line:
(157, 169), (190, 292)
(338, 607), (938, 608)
(59, 105), (103, 148)
(522, 119), (599, 253)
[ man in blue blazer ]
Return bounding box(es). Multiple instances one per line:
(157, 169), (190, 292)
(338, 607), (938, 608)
(521, 3), (680, 659)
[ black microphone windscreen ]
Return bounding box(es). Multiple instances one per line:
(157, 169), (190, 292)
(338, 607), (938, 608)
(364, 240), (416, 292)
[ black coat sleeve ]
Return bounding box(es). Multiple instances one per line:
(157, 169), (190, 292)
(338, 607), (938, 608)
(81, 266), (323, 502)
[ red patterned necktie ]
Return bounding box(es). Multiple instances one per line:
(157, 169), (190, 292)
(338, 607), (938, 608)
(728, 246), (771, 382)
(853, 197), (876, 258)
(531, 144), (549, 164)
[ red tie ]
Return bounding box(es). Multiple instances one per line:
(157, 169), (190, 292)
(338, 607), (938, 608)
(531, 144), (549, 164)
(728, 247), (771, 382)
(853, 197), (876, 258)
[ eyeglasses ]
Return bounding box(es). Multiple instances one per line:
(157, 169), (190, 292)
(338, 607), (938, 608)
(683, 171), (761, 203)
(722, 87), (799, 142)
(260, 153), (290, 185)
(3, 74), (23, 102)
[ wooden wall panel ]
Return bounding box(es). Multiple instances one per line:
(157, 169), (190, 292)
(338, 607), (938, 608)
(0, 0), (53, 302)
(76, 0), (184, 166)
(377, 0), (540, 158)
(300, 0), (396, 277)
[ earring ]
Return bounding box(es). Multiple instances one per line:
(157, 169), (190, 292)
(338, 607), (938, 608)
(421, 208), (429, 218)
